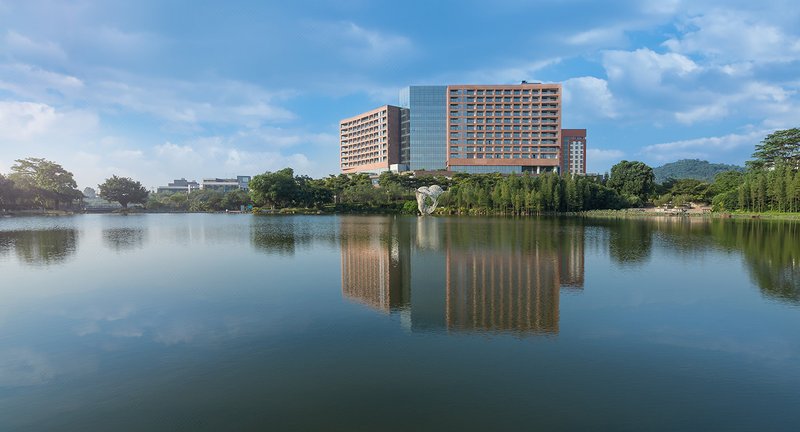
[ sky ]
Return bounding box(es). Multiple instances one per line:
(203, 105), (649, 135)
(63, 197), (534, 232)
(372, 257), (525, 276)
(0, 0), (799, 189)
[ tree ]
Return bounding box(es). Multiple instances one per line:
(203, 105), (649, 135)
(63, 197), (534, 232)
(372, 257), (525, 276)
(748, 128), (800, 170)
(607, 160), (656, 204)
(98, 175), (149, 208)
(9, 157), (81, 209)
(83, 187), (97, 198)
(0, 173), (19, 210)
(711, 171), (744, 195)
(249, 168), (298, 208)
(222, 189), (251, 210)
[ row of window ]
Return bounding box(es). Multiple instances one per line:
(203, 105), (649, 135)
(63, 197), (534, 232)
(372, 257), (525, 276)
(451, 131), (557, 137)
(451, 101), (558, 107)
(342, 157), (387, 167)
(450, 125), (554, 131)
(341, 142), (386, 151)
(451, 139), (558, 145)
(449, 111), (559, 117)
(449, 153), (558, 159)
(452, 117), (558, 126)
(449, 88), (559, 96)
(450, 97), (558, 103)
(450, 145), (558, 152)
(340, 114), (387, 128)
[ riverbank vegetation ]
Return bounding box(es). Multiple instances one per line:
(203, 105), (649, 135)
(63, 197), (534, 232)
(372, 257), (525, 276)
(2, 129), (797, 216)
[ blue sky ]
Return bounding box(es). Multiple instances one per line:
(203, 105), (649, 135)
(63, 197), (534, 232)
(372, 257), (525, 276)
(1, 0), (798, 189)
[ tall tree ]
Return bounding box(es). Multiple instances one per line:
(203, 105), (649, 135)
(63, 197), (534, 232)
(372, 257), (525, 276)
(607, 160), (656, 203)
(0, 173), (18, 210)
(98, 175), (149, 208)
(83, 187), (97, 198)
(249, 168), (298, 208)
(748, 128), (800, 170)
(9, 157), (81, 209)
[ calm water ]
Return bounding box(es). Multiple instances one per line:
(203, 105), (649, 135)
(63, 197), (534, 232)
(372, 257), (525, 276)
(0, 214), (798, 431)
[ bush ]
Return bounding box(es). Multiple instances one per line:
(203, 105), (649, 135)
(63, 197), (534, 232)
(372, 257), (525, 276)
(712, 190), (739, 212)
(402, 200), (418, 215)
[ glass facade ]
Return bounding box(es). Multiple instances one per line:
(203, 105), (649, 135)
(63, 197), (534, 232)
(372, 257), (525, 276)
(399, 86), (448, 171)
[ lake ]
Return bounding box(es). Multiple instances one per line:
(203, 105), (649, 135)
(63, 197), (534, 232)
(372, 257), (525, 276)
(0, 214), (798, 431)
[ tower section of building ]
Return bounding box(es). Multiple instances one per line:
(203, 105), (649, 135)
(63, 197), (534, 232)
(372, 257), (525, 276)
(561, 129), (587, 175)
(445, 83), (562, 174)
(339, 105), (402, 174)
(399, 86), (448, 171)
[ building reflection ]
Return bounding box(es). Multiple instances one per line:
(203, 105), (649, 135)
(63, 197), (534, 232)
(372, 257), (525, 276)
(340, 217), (410, 312)
(339, 217), (585, 335)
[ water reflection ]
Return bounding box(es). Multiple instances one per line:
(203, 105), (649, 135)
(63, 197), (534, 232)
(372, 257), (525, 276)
(594, 217), (800, 304)
(340, 218), (410, 311)
(0, 229), (79, 265)
(250, 217), (320, 255)
(605, 218), (653, 265)
(340, 217), (586, 335)
(714, 219), (800, 303)
(102, 228), (146, 252)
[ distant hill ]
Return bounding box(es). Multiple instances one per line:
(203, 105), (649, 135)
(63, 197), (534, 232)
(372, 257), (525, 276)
(653, 159), (745, 184)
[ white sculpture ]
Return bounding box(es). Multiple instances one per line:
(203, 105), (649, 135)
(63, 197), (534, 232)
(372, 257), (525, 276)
(415, 185), (444, 216)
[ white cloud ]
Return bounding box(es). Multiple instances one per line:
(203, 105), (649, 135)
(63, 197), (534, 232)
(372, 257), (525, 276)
(567, 27), (627, 46)
(563, 76), (618, 120)
(0, 63), (84, 101)
(3, 30), (67, 61)
(155, 142), (198, 159)
(640, 130), (769, 163)
(309, 21), (413, 64)
(674, 104), (728, 124)
(457, 58), (562, 85)
(587, 148), (625, 173)
(663, 10), (800, 63)
(603, 48), (699, 90)
(673, 82), (793, 125)
(0, 101), (97, 141)
(92, 76), (296, 128)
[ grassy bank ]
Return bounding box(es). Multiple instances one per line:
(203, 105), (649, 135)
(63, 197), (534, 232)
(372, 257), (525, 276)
(580, 209), (800, 220)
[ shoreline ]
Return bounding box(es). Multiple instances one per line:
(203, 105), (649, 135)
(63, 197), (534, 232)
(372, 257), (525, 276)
(4, 208), (800, 220)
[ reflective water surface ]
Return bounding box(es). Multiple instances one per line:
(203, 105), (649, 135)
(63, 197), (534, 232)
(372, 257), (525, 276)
(0, 214), (798, 431)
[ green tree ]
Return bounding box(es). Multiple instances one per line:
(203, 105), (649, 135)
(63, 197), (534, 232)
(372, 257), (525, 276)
(0, 173), (19, 210)
(221, 189), (251, 210)
(748, 128), (800, 170)
(607, 160), (656, 204)
(249, 168), (298, 208)
(83, 187), (97, 198)
(711, 171), (744, 195)
(98, 175), (149, 208)
(187, 189), (224, 211)
(9, 157), (82, 209)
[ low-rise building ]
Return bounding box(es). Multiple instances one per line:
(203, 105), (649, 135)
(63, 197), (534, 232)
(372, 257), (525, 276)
(201, 176), (251, 193)
(157, 178), (200, 194)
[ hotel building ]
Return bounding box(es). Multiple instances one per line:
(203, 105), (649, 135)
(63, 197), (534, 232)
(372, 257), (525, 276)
(341, 82), (577, 175)
(339, 105), (403, 174)
(446, 83), (562, 174)
(561, 129), (587, 175)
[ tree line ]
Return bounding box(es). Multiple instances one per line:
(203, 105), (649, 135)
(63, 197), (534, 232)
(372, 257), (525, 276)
(0, 158), (152, 211)
(649, 128), (800, 212)
(2, 128), (797, 214)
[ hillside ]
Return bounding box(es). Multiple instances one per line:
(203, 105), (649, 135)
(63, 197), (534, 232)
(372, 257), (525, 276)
(653, 159), (745, 184)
